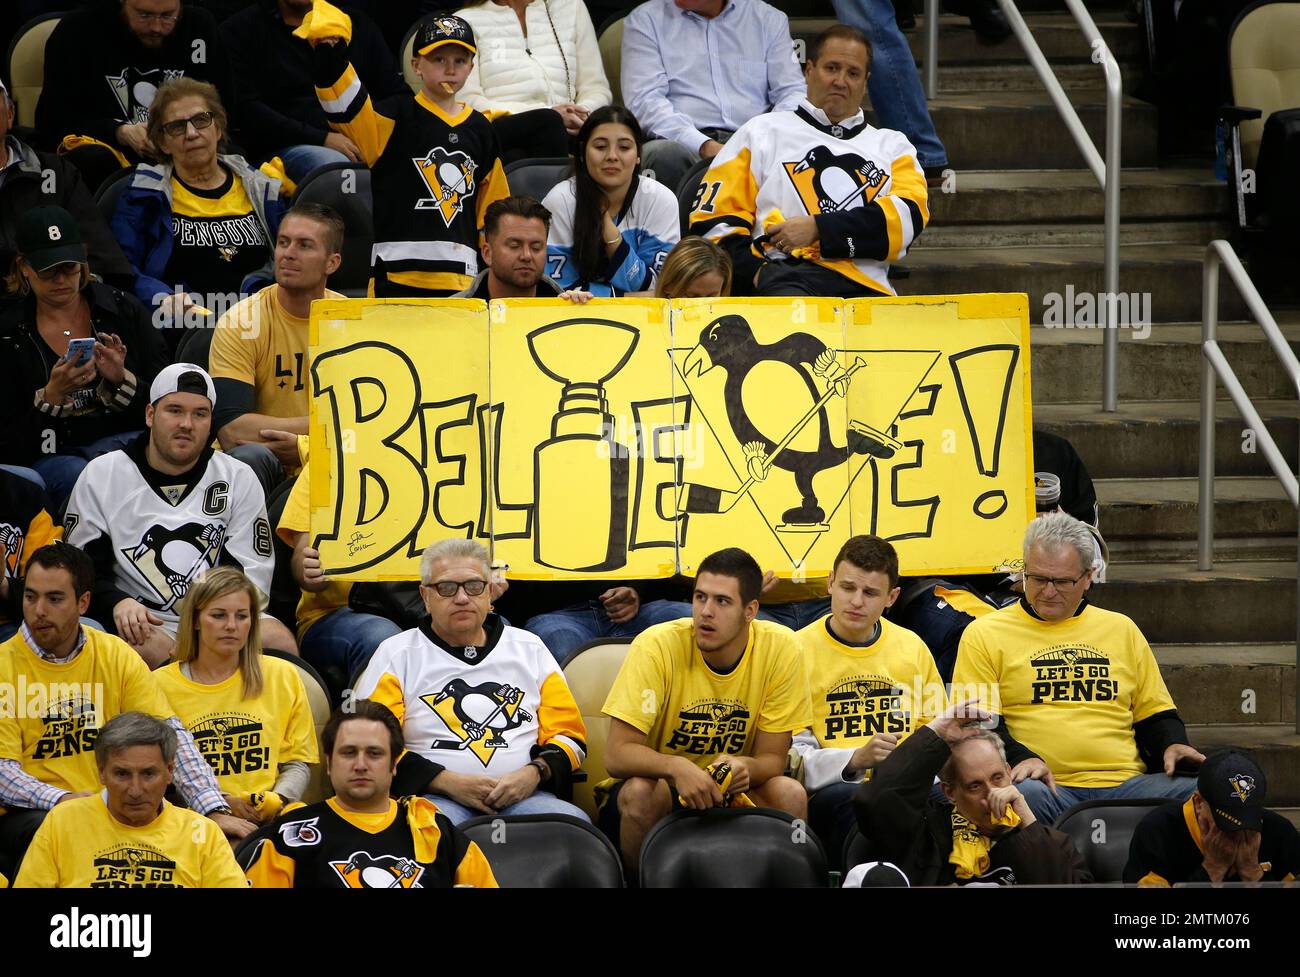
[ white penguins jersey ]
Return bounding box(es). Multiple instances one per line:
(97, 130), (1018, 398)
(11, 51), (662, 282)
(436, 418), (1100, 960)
(64, 437), (274, 633)
(689, 99), (929, 295)
(355, 616), (587, 779)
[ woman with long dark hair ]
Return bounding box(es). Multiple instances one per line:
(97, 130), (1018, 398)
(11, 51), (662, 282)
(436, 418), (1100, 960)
(541, 105), (679, 296)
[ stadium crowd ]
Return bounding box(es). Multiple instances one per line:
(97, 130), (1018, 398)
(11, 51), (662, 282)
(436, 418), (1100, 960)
(0, 0), (1295, 889)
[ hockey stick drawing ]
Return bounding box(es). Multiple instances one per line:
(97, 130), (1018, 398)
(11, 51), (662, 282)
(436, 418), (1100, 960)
(674, 356), (867, 515)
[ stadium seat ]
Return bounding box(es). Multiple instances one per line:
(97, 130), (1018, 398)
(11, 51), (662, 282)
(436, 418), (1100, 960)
(233, 822), (276, 868)
(841, 823), (872, 875)
(263, 648), (333, 804)
(595, 15), (626, 104)
(95, 166), (133, 223)
(293, 162), (374, 297)
(5, 13), (61, 129)
(562, 638), (631, 820)
(676, 157), (712, 235)
(174, 322), (216, 373)
(459, 814), (624, 888)
(640, 808), (828, 887)
(503, 156), (572, 205)
(1053, 798), (1178, 883)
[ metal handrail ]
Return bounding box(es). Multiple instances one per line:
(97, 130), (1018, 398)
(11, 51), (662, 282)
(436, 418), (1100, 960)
(922, 0), (1123, 412)
(1197, 240), (1300, 734)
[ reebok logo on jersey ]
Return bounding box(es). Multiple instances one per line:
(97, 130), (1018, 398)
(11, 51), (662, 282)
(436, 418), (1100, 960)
(665, 699), (751, 755)
(279, 818), (322, 848)
(91, 845), (180, 888)
(1028, 645), (1117, 704)
(329, 851), (424, 889)
(421, 679), (532, 767)
(413, 147), (477, 227)
(822, 675), (909, 741)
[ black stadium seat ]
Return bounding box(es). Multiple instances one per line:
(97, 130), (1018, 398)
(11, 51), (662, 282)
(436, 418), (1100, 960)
(676, 157), (711, 235)
(459, 814), (624, 888)
(174, 322), (216, 373)
(639, 808), (828, 888)
(1053, 798), (1178, 883)
(293, 162), (374, 297)
(503, 157), (572, 207)
(95, 166), (134, 223)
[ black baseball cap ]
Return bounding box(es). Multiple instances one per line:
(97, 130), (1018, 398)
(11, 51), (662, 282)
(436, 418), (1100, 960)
(16, 206), (86, 272)
(415, 15), (476, 56)
(1197, 750), (1266, 832)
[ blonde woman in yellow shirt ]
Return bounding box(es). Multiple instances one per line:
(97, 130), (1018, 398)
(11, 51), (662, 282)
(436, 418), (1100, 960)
(157, 568), (318, 826)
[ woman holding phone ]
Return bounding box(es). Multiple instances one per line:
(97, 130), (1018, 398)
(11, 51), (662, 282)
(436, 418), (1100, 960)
(0, 206), (167, 511)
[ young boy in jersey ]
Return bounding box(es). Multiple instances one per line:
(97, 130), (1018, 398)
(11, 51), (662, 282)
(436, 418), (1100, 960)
(14, 712), (246, 889)
(792, 534), (946, 862)
(600, 547), (812, 877)
(306, 6), (509, 296)
(242, 699), (498, 888)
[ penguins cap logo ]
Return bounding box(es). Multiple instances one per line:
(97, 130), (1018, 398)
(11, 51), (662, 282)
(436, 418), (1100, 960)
(1229, 774), (1256, 803)
(413, 147), (477, 227)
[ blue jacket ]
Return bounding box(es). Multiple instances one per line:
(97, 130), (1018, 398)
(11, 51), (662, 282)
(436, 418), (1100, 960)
(111, 154), (286, 308)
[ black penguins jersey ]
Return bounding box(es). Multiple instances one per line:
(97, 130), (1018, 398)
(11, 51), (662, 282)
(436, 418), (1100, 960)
(312, 40), (509, 296)
(242, 797), (498, 888)
(64, 433), (274, 633)
(689, 98), (928, 296)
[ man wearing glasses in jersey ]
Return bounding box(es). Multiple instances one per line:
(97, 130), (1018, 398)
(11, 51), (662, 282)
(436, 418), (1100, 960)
(952, 512), (1204, 825)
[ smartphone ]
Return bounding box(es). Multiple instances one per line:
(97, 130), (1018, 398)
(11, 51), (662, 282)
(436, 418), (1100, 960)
(62, 338), (97, 368)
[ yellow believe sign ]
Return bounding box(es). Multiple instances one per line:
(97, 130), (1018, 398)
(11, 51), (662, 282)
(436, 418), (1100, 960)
(308, 295), (1032, 581)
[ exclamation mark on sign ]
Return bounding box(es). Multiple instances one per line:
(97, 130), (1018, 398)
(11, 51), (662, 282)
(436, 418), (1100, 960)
(948, 345), (1019, 519)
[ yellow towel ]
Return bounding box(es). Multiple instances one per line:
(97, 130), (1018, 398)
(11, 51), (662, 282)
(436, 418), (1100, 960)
(58, 135), (130, 169)
(677, 759), (756, 809)
(293, 0), (352, 46)
(404, 795), (444, 863)
(244, 791), (285, 822)
(948, 806), (1020, 879)
(258, 156), (297, 198)
(761, 208), (820, 261)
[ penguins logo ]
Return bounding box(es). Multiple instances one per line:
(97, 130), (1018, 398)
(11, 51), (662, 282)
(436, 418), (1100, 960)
(429, 16), (464, 37)
(121, 522), (226, 613)
(421, 680), (533, 767)
(413, 148), (477, 227)
(330, 852), (424, 889)
(0, 521), (24, 577)
(217, 245), (239, 263)
(105, 67), (183, 123)
(1229, 774), (1256, 803)
(782, 146), (888, 216)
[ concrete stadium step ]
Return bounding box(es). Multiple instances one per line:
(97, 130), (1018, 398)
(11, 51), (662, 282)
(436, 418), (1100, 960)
(1187, 725), (1300, 805)
(1097, 561), (1297, 644)
(787, 14), (1144, 68)
(1280, 808), (1300, 829)
(1033, 400), (1300, 479)
(900, 245), (1249, 323)
(923, 219), (1230, 250)
(1030, 321), (1300, 404)
(922, 92), (1157, 169)
(1156, 644), (1295, 726)
(930, 169), (1226, 226)
(916, 59), (1144, 95)
(1098, 478), (1297, 549)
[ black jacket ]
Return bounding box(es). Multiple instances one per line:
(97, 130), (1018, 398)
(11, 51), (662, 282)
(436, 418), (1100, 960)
(219, 0), (404, 161)
(854, 725), (1094, 886)
(0, 138), (136, 291)
(35, 1), (234, 156)
(0, 281), (168, 466)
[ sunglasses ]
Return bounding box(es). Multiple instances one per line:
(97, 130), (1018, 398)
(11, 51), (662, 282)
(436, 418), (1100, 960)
(161, 111), (215, 138)
(32, 262), (83, 281)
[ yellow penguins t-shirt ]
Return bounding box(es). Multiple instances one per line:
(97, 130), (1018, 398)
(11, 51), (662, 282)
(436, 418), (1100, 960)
(275, 459), (350, 642)
(209, 283), (344, 425)
(952, 600), (1177, 788)
(798, 615), (946, 755)
(166, 166), (270, 298)
(155, 656), (318, 796)
(0, 629), (173, 793)
(14, 794), (246, 888)
(603, 618), (812, 768)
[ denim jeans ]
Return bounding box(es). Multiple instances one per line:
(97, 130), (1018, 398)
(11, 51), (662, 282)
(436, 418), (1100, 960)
(524, 599), (694, 666)
(301, 606), (404, 682)
(757, 596), (831, 630)
(423, 790), (590, 826)
(831, 0), (949, 169)
(32, 429), (143, 514)
(1015, 772), (1198, 825)
(276, 144), (351, 185)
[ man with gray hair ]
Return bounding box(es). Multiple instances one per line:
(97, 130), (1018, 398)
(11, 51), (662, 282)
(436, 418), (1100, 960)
(854, 700), (1090, 885)
(952, 512), (1203, 824)
(353, 538), (590, 825)
(14, 712), (246, 888)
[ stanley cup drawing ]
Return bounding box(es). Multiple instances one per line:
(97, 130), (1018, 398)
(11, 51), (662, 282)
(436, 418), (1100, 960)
(527, 319), (639, 571)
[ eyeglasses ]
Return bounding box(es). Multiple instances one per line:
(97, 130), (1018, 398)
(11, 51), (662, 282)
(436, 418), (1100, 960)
(160, 111), (215, 138)
(1023, 570), (1090, 590)
(421, 579), (488, 598)
(34, 262), (82, 281)
(127, 9), (179, 26)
